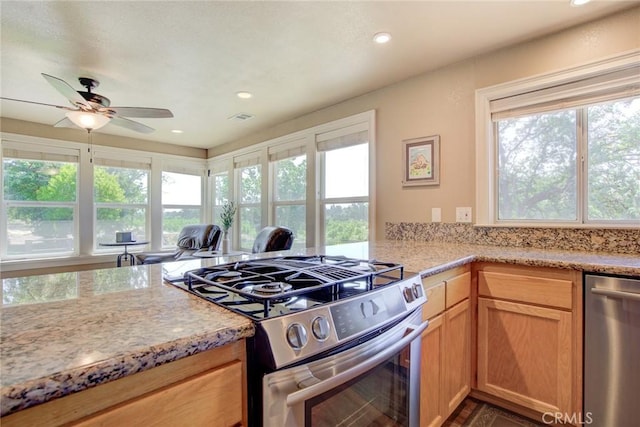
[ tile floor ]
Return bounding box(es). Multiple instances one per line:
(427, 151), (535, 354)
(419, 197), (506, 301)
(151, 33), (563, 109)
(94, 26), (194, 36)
(442, 398), (545, 427)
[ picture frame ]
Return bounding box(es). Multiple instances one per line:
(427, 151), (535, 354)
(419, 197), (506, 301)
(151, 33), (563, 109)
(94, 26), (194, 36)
(402, 135), (440, 187)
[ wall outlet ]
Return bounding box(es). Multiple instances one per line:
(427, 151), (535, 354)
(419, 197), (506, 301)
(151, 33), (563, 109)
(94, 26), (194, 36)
(431, 207), (441, 223)
(456, 207), (472, 223)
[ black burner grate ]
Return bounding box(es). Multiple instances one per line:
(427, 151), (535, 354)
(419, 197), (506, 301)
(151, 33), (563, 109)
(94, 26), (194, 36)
(176, 255), (403, 320)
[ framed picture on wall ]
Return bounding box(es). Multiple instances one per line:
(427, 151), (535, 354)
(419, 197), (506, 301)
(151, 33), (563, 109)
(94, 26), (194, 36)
(402, 135), (440, 187)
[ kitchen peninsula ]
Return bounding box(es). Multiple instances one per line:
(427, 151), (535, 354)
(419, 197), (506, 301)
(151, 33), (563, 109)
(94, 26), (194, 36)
(1, 241), (639, 425)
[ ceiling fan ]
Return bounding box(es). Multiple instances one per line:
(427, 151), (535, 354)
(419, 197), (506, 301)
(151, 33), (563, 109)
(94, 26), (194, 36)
(0, 74), (173, 133)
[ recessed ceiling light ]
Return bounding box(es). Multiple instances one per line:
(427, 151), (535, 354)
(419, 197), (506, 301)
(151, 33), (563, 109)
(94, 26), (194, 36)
(373, 32), (392, 44)
(171, 129), (183, 134)
(570, 0), (590, 6)
(236, 91), (253, 99)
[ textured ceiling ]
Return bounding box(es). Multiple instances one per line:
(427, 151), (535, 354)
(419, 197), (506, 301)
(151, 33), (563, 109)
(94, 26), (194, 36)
(0, 1), (636, 150)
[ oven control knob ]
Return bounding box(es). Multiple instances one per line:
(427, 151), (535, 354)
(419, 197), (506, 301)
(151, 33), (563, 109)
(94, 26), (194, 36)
(286, 323), (308, 350)
(412, 283), (423, 299)
(311, 316), (331, 341)
(403, 287), (415, 303)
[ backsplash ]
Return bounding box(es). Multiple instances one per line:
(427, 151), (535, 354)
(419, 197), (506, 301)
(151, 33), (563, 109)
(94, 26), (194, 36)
(385, 222), (640, 254)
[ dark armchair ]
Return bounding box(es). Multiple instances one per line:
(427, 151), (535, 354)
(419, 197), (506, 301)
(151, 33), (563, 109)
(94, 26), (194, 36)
(135, 224), (222, 265)
(252, 226), (294, 253)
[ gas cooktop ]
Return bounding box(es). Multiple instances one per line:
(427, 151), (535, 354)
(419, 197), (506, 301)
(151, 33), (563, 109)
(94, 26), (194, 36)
(167, 254), (426, 370)
(173, 255), (404, 320)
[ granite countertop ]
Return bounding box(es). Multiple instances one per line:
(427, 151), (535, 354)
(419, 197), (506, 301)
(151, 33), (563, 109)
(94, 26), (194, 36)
(0, 257), (255, 416)
(1, 241), (638, 417)
(322, 240), (640, 277)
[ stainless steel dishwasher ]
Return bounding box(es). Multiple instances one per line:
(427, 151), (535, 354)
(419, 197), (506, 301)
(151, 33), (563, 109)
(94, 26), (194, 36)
(584, 273), (640, 427)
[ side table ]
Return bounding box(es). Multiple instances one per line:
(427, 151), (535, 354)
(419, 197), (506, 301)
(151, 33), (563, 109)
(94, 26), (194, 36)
(99, 241), (149, 267)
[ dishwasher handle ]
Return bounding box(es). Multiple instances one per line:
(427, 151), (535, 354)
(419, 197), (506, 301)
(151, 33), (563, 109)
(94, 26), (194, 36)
(591, 287), (640, 301)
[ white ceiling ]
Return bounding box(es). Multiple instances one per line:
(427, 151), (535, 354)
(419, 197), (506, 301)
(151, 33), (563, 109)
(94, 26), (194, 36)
(1, 1), (637, 150)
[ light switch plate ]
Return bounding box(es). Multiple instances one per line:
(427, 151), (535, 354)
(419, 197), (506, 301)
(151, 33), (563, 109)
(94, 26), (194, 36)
(456, 207), (472, 223)
(432, 208), (441, 223)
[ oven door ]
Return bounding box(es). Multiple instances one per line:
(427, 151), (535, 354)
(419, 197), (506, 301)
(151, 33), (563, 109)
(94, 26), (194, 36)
(263, 309), (427, 427)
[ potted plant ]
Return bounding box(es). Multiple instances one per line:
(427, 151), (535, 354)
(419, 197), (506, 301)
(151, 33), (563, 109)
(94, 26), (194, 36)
(219, 201), (236, 254)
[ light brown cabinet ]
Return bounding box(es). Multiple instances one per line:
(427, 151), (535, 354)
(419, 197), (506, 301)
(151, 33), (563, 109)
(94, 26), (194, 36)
(443, 298), (471, 415)
(421, 313), (445, 427)
(474, 263), (582, 418)
(420, 265), (471, 427)
(2, 341), (247, 427)
(75, 361), (243, 427)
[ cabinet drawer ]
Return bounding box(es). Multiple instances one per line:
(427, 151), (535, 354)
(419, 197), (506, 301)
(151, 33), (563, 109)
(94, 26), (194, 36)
(478, 271), (572, 310)
(75, 361), (243, 427)
(422, 281), (445, 320)
(446, 272), (470, 309)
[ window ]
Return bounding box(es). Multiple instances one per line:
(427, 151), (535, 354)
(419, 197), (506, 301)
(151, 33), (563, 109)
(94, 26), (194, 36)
(94, 156), (150, 247)
(317, 124), (370, 245)
(496, 98), (639, 223)
(476, 55), (640, 226)
(272, 153), (306, 249)
(496, 110), (578, 221)
(211, 171), (230, 231)
(235, 153), (262, 250)
(162, 170), (202, 247)
(586, 99), (640, 221)
(1, 143), (79, 258)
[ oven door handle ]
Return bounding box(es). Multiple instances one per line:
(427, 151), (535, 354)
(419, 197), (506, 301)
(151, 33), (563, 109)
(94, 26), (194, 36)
(286, 318), (429, 407)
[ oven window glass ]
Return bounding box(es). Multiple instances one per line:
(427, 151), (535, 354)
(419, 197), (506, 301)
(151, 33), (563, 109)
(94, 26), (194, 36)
(306, 348), (410, 427)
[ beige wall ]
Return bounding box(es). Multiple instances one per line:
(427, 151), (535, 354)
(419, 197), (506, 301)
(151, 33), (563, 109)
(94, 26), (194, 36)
(2, 8), (638, 241)
(210, 7), (640, 238)
(1, 117), (207, 159)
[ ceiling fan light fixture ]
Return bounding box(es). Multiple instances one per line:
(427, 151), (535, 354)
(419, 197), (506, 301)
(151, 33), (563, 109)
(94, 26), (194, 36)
(66, 111), (110, 131)
(373, 32), (392, 44)
(570, 0), (590, 6)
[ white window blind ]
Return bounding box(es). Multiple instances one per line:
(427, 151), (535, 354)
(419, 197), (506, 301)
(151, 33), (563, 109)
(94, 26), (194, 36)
(268, 139), (306, 162)
(162, 163), (204, 176)
(316, 122), (369, 152)
(209, 161), (230, 174)
(233, 152), (261, 169)
(491, 65), (640, 121)
(92, 156), (151, 170)
(2, 146), (79, 163)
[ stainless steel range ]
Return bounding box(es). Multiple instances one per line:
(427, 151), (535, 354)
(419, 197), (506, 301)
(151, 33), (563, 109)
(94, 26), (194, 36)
(171, 255), (428, 427)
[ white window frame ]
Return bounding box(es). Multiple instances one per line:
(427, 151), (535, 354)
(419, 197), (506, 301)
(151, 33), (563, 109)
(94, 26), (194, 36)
(475, 50), (640, 227)
(269, 138), (308, 248)
(160, 163), (206, 249)
(92, 150), (151, 251)
(207, 110), (375, 250)
(0, 133), (208, 270)
(234, 151), (263, 251)
(1, 137), (81, 259)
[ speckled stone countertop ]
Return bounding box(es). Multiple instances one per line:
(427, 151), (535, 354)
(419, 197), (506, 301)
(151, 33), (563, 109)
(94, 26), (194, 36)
(358, 241), (640, 277)
(1, 242), (638, 417)
(0, 257), (255, 417)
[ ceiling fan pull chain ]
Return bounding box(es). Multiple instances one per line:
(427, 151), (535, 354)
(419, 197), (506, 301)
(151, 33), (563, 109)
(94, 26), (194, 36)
(88, 130), (94, 163)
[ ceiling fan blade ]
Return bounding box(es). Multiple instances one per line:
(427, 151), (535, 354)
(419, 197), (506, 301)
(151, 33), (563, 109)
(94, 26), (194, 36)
(110, 116), (155, 133)
(41, 73), (92, 109)
(53, 117), (76, 128)
(106, 107), (173, 118)
(0, 96), (75, 110)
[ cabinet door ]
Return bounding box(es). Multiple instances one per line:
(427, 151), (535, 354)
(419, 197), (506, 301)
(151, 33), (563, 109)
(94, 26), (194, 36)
(75, 361), (243, 427)
(443, 298), (471, 417)
(420, 314), (445, 427)
(477, 297), (572, 414)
